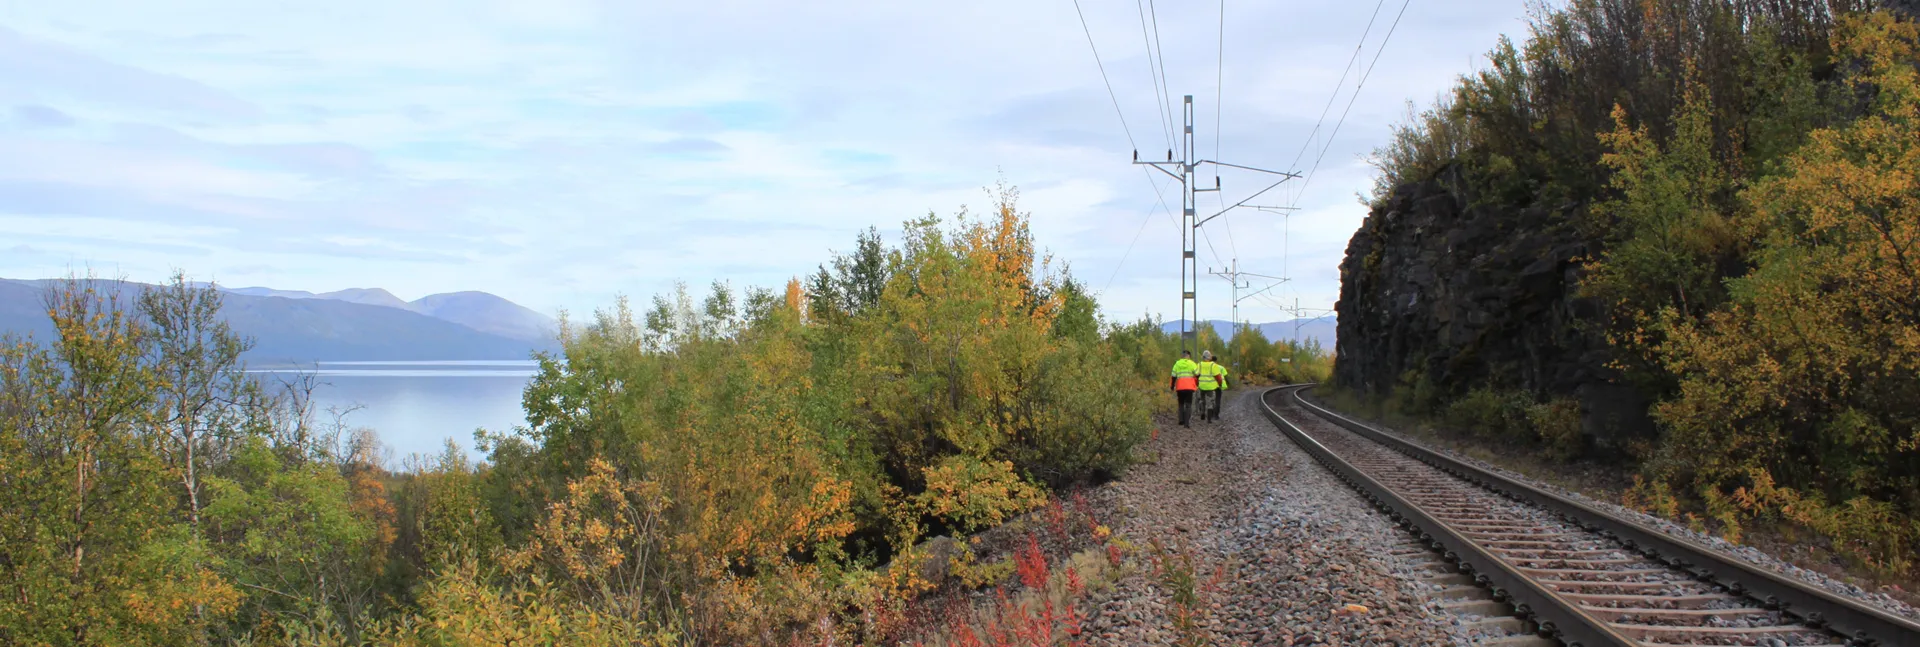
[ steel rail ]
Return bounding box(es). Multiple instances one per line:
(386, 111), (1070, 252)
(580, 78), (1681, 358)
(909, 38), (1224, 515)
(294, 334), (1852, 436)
(1258, 385), (1635, 646)
(1271, 384), (1920, 647)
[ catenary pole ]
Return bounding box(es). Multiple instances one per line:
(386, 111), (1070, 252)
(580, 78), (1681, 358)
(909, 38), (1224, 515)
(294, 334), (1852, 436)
(1134, 95), (1295, 354)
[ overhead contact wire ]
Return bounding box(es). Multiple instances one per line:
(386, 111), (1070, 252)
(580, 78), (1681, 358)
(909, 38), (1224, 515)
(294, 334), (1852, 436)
(1214, 0), (1238, 262)
(1295, 0), (1413, 205)
(1073, 0), (1140, 153)
(1136, 0), (1176, 154)
(1286, 0), (1386, 205)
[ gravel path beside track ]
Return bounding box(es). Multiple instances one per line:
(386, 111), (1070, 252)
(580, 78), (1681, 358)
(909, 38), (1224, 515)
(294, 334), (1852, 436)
(1081, 390), (1476, 646)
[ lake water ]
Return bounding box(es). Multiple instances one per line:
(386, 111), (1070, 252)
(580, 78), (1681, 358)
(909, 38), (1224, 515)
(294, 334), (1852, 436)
(250, 360), (539, 465)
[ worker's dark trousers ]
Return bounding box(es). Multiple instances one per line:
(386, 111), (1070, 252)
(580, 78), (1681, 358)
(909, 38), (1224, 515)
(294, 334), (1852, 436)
(1176, 389), (1196, 426)
(1202, 389), (1222, 421)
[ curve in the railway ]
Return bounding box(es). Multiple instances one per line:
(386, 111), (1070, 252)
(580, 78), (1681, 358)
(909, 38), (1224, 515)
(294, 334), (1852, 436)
(1258, 384), (1920, 647)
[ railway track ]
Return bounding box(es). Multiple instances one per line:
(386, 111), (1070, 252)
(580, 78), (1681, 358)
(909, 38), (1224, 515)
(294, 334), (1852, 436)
(1258, 385), (1920, 647)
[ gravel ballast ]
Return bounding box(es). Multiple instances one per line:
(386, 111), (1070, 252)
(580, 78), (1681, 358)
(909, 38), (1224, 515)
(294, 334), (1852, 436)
(1080, 389), (1477, 646)
(1298, 389), (1920, 625)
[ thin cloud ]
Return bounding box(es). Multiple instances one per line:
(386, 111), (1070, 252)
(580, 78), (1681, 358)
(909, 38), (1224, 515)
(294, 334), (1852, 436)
(0, 26), (258, 121)
(12, 104), (74, 128)
(0, 0), (1531, 320)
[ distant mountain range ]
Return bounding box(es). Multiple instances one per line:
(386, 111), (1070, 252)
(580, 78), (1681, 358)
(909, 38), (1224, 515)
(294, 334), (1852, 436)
(1, 279), (559, 363)
(1159, 318), (1336, 348)
(222, 286), (555, 342)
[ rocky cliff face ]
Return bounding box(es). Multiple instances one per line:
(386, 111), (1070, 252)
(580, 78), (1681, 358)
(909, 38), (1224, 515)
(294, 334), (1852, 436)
(1333, 165), (1651, 447)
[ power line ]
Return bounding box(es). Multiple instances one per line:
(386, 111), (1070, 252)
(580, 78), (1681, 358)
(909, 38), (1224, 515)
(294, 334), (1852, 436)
(1070, 0), (1179, 298)
(1294, 0), (1413, 205)
(1218, 189), (1239, 260)
(1135, 0), (1175, 153)
(1147, 0), (1177, 154)
(1308, 0), (1413, 172)
(1214, 0), (1239, 263)
(1096, 171), (1186, 301)
(1100, 201), (1160, 296)
(1213, 0), (1225, 170)
(1141, 166), (1180, 230)
(1076, 0), (1192, 283)
(1207, 260), (1286, 331)
(1285, 0), (1386, 204)
(1136, 0), (1235, 275)
(1119, 0), (1197, 315)
(1098, 138), (1190, 299)
(1097, 158), (1188, 300)
(1197, 220), (1226, 268)
(1093, 0), (1299, 350)
(1252, 291), (1300, 314)
(1073, 0), (1139, 152)
(1101, 207), (1156, 294)
(1288, 0), (1383, 170)
(1135, 95), (1297, 351)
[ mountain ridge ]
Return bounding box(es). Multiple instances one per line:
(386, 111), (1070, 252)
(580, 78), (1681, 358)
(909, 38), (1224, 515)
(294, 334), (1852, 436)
(0, 278), (558, 363)
(410, 291), (553, 342)
(206, 284), (553, 343)
(1158, 318), (1336, 347)
(315, 287), (415, 311)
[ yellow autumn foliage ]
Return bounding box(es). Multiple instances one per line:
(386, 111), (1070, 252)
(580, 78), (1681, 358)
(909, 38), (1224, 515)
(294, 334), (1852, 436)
(914, 455), (1047, 534)
(0, 184), (1154, 644)
(500, 184), (1152, 643)
(1641, 12), (1920, 574)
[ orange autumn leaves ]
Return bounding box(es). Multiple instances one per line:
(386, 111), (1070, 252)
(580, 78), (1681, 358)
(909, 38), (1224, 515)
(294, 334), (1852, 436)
(1586, 12), (1920, 574)
(854, 195), (1063, 467)
(507, 185), (1153, 642)
(0, 194), (1145, 643)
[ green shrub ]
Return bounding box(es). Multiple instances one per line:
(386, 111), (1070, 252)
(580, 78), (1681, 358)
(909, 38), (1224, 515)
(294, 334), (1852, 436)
(504, 187), (1156, 641)
(0, 192), (1161, 643)
(1014, 340), (1154, 485)
(914, 455), (1045, 534)
(1526, 398), (1584, 461)
(1443, 388), (1531, 441)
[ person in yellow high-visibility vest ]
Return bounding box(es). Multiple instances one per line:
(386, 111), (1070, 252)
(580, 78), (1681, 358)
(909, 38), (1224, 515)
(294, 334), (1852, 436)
(1196, 350), (1230, 422)
(1170, 350), (1200, 427)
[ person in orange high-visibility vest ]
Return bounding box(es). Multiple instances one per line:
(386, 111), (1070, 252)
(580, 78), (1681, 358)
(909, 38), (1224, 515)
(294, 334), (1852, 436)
(1170, 350), (1200, 427)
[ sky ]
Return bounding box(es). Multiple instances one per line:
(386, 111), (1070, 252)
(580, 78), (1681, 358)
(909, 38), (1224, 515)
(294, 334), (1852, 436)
(0, 0), (1534, 325)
